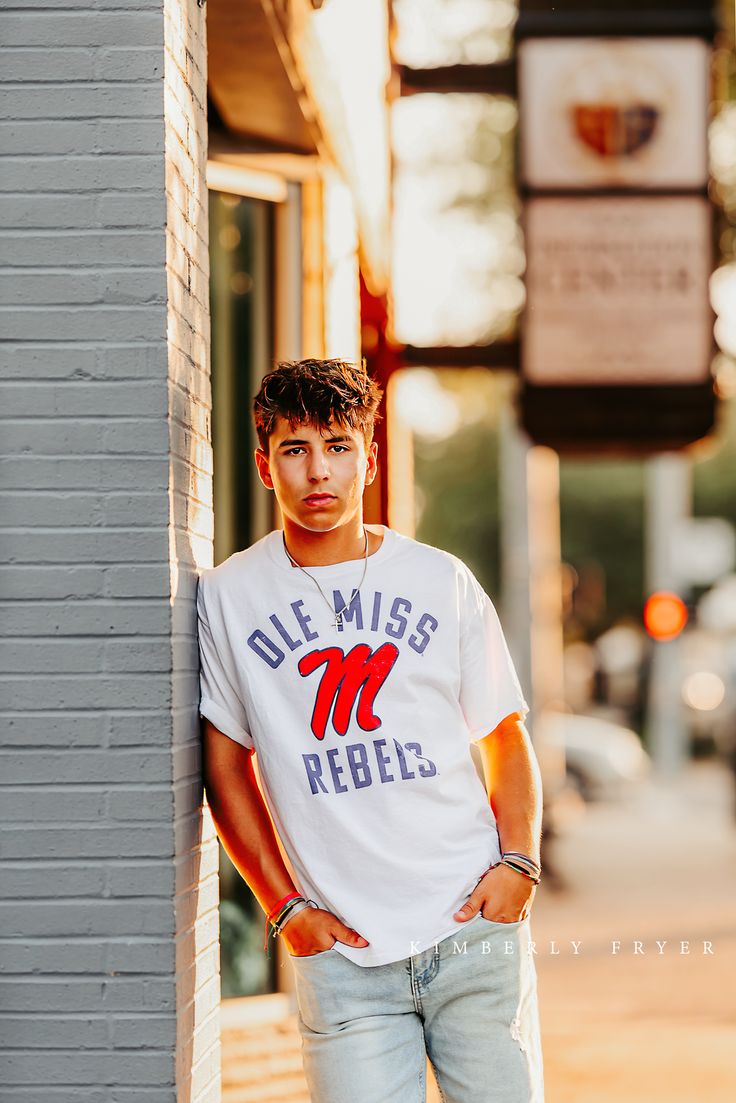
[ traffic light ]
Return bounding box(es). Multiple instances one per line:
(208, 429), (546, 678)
(643, 591), (689, 641)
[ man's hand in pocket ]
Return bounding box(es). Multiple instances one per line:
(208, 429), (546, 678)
(453, 863), (536, 924)
(282, 907), (370, 957)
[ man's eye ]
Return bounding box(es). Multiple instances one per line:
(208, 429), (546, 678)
(330, 445), (349, 453)
(285, 447), (306, 455)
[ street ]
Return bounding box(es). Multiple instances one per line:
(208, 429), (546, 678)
(530, 760), (736, 1102)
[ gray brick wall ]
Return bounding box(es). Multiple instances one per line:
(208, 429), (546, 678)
(1, 2), (218, 1100)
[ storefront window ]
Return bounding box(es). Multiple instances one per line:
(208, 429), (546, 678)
(209, 191), (275, 566)
(208, 190), (276, 997)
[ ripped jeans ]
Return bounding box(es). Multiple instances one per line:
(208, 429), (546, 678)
(289, 911), (544, 1103)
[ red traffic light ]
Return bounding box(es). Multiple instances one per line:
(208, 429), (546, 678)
(644, 591), (688, 641)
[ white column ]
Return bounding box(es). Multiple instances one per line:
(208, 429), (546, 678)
(500, 409), (566, 794)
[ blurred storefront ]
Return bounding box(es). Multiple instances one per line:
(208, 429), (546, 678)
(388, 0), (736, 870)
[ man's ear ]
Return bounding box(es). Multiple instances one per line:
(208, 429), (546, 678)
(254, 447), (274, 490)
(364, 440), (379, 486)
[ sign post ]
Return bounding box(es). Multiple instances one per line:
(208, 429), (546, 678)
(516, 2), (719, 775)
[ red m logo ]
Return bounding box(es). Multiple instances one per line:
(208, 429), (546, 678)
(298, 643), (399, 741)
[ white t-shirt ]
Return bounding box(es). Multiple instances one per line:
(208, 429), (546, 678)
(197, 526), (529, 967)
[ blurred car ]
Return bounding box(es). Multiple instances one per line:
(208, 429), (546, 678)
(536, 712), (651, 802)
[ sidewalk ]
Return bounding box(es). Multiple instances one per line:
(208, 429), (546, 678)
(531, 759), (736, 1103)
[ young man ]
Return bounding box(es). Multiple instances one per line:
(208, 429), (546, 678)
(198, 359), (545, 1102)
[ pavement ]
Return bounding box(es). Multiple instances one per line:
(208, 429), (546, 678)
(528, 759), (736, 1103)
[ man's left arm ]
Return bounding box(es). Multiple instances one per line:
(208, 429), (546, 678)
(454, 710), (543, 924)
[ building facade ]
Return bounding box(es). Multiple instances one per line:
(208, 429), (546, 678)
(1, 1), (392, 1099)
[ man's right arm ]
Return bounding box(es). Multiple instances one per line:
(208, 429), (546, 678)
(201, 719), (369, 955)
(202, 718), (295, 912)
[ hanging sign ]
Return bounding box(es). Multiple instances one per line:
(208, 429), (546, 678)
(519, 37), (709, 190)
(522, 196), (713, 386)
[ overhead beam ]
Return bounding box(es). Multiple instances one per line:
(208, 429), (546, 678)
(398, 61), (516, 98)
(402, 342), (520, 369)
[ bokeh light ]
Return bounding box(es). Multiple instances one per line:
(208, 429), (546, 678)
(682, 670), (727, 711)
(644, 591), (689, 641)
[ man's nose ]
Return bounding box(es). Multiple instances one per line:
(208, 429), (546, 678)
(307, 451), (330, 481)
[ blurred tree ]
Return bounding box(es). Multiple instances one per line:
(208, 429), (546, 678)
(559, 460), (645, 640)
(412, 369), (505, 597)
(415, 422), (502, 597)
(693, 397), (736, 527)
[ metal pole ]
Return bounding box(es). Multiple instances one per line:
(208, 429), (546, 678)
(645, 453), (691, 776)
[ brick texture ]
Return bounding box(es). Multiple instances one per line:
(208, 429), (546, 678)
(0, 3), (218, 1101)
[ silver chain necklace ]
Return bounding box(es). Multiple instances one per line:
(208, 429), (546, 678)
(282, 529), (369, 629)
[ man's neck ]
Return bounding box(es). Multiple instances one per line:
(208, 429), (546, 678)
(282, 516), (382, 567)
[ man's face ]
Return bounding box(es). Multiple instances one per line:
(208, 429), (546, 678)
(255, 417), (378, 533)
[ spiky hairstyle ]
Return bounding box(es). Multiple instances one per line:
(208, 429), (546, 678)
(253, 358), (383, 450)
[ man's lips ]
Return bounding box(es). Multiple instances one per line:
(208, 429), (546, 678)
(303, 493), (336, 505)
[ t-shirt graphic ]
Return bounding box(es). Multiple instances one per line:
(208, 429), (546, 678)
(197, 527), (529, 967)
(299, 640), (399, 740)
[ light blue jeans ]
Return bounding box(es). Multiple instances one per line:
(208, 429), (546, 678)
(288, 912), (544, 1102)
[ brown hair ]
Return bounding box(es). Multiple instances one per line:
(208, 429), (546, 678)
(253, 358), (383, 451)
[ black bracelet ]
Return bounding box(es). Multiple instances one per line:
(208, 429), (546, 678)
(500, 858), (541, 885)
